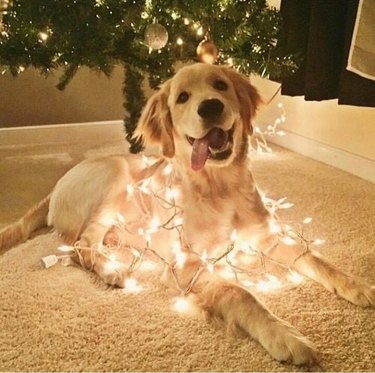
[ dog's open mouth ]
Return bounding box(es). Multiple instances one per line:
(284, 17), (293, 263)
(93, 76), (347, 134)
(186, 127), (234, 171)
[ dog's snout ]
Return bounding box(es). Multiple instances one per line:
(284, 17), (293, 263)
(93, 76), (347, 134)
(198, 99), (224, 120)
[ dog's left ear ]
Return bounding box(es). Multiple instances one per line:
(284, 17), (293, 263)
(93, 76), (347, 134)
(221, 66), (262, 135)
(133, 80), (175, 158)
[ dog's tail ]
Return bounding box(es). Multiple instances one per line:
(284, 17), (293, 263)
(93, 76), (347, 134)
(0, 194), (51, 254)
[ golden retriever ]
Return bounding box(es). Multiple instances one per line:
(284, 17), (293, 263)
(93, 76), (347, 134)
(1, 63), (374, 366)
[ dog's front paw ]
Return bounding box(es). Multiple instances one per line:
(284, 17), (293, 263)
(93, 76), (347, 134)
(261, 322), (317, 366)
(336, 279), (375, 307)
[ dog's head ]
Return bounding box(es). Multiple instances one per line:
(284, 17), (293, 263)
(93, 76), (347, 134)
(134, 63), (261, 171)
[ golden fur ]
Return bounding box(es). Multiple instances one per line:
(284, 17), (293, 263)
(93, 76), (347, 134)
(1, 63), (374, 366)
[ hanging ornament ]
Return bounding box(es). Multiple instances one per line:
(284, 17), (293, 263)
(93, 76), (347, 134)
(196, 39), (218, 64)
(0, 0), (11, 32)
(144, 23), (169, 50)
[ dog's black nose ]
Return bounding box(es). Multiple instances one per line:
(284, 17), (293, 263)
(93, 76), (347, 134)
(198, 99), (224, 120)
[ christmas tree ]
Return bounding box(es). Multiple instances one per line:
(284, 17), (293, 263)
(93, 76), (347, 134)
(0, 0), (299, 151)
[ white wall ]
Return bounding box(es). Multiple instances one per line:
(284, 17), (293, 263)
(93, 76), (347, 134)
(253, 76), (375, 161)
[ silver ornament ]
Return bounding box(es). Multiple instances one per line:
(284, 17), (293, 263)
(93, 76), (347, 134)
(144, 23), (168, 50)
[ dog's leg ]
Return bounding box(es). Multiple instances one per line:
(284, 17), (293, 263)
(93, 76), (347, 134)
(71, 207), (128, 287)
(265, 242), (375, 307)
(168, 257), (317, 365)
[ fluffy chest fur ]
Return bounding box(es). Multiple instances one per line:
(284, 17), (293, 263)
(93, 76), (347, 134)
(174, 160), (271, 255)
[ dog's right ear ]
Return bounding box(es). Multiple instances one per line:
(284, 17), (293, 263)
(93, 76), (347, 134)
(133, 80), (175, 158)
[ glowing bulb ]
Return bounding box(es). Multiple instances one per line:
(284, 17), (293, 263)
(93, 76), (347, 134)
(175, 251), (186, 268)
(124, 278), (142, 293)
(166, 187), (179, 201)
(257, 280), (271, 292)
(38, 31), (48, 41)
(265, 273), (281, 288)
(184, 18), (190, 25)
(57, 245), (74, 253)
(149, 216), (160, 232)
(104, 259), (121, 272)
(176, 37), (183, 45)
(140, 259), (157, 271)
(101, 212), (115, 227)
(269, 219), (281, 234)
(242, 280), (254, 288)
(174, 217), (183, 226)
(230, 229), (237, 242)
(303, 217), (313, 224)
(126, 184), (134, 196)
(257, 275), (281, 292)
(312, 239), (325, 246)
(207, 263), (214, 273)
(196, 26), (204, 36)
(173, 297), (190, 313)
(108, 253), (117, 262)
(163, 163), (173, 175)
(287, 271), (304, 285)
(281, 236), (297, 246)
(201, 250), (208, 263)
(279, 202), (294, 209)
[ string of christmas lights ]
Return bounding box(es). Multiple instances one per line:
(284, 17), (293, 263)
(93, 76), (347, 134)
(42, 107), (326, 313)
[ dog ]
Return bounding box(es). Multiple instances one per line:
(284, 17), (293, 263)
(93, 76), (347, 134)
(1, 63), (374, 366)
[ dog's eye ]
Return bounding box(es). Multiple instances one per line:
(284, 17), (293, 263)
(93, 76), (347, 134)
(213, 80), (228, 91)
(177, 91), (189, 104)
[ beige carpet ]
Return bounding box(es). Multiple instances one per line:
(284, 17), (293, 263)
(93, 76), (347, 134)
(0, 139), (374, 372)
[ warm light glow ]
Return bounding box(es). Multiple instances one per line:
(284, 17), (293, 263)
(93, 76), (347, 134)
(173, 297), (190, 313)
(257, 274), (281, 292)
(230, 229), (237, 242)
(281, 236), (297, 246)
(124, 278), (142, 293)
(149, 216), (161, 233)
(176, 37), (183, 45)
(104, 259), (121, 273)
(174, 217), (183, 226)
(38, 31), (49, 41)
(139, 179), (151, 194)
(163, 163), (173, 175)
(196, 26), (204, 36)
(140, 259), (157, 271)
(287, 271), (304, 285)
(312, 239), (325, 246)
(166, 187), (179, 201)
(116, 212), (125, 224)
(126, 184), (134, 196)
(269, 219), (281, 234)
(57, 245), (74, 253)
(101, 212), (115, 227)
(303, 217), (313, 224)
(242, 280), (254, 288)
(279, 202), (294, 209)
(207, 263), (214, 273)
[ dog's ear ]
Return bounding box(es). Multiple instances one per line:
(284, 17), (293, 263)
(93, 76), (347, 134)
(133, 80), (175, 158)
(221, 66), (262, 135)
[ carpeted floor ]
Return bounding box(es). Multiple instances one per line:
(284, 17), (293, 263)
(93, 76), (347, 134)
(0, 139), (374, 372)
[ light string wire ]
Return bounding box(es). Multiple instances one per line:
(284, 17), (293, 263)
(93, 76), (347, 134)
(42, 105), (325, 300)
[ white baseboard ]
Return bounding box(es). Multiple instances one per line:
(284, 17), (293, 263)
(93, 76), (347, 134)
(0, 121), (126, 148)
(268, 130), (375, 184)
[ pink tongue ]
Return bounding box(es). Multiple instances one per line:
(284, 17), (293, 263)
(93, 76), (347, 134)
(191, 128), (228, 171)
(191, 138), (209, 171)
